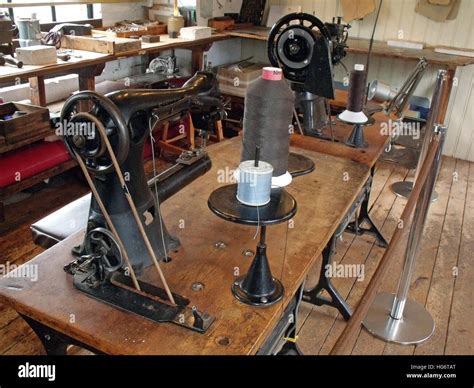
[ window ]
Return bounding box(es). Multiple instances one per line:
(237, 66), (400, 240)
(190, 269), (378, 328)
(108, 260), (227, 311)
(6, 1), (101, 23)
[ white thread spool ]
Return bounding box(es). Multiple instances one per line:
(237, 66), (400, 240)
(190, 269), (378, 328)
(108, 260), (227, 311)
(236, 160), (273, 206)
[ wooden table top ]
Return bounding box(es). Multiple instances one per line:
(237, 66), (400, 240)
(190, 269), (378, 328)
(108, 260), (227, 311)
(290, 88), (390, 168)
(0, 33), (229, 83)
(225, 27), (474, 69)
(0, 137), (370, 355)
(291, 112), (390, 169)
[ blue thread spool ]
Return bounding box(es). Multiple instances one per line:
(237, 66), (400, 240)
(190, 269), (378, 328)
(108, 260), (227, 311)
(236, 160), (273, 206)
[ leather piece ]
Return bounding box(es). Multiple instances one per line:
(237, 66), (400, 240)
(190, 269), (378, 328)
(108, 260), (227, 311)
(340, 0), (376, 22)
(415, 0), (459, 21)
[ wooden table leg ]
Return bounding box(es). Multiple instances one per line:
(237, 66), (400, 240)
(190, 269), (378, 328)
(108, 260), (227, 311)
(191, 43), (213, 73)
(76, 63), (105, 111)
(77, 63), (105, 92)
(29, 76), (46, 106)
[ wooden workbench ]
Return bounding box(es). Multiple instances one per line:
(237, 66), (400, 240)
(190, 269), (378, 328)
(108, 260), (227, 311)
(0, 137), (370, 355)
(0, 33), (230, 106)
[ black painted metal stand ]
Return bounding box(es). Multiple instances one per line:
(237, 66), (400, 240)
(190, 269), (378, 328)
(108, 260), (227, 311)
(302, 172), (387, 320)
(21, 314), (102, 355)
(346, 167), (388, 248)
(232, 225), (284, 306)
(302, 236), (352, 320)
(208, 184), (297, 307)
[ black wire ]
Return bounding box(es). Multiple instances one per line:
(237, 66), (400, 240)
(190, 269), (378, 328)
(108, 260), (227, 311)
(365, 0), (383, 81)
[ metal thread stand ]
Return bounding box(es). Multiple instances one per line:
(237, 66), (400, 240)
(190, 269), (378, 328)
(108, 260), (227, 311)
(391, 69), (448, 200)
(207, 185), (297, 307)
(364, 125), (446, 344)
(232, 225), (284, 306)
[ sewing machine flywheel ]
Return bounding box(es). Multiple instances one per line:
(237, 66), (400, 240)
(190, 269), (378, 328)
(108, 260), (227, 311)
(60, 91), (130, 174)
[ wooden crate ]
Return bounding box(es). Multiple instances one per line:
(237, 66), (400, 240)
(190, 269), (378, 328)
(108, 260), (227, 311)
(61, 35), (141, 55)
(0, 102), (51, 144)
(93, 22), (167, 38)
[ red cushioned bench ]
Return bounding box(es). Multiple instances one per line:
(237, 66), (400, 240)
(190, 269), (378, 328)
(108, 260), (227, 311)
(0, 140), (77, 222)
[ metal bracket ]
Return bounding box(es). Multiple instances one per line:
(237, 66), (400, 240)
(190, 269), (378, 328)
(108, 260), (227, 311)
(70, 266), (214, 334)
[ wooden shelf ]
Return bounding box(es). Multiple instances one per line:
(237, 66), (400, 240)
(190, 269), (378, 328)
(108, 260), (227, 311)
(224, 28), (474, 69)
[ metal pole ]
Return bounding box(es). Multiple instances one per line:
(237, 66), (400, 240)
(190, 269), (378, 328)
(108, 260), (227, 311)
(390, 124), (447, 320)
(391, 70), (448, 200)
(363, 125), (446, 345)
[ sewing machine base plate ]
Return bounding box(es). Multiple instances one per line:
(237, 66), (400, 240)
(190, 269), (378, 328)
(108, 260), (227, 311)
(73, 271), (215, 333)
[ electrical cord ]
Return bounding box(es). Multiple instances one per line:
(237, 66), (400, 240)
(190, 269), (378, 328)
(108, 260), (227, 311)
(365, 0), (383, 87)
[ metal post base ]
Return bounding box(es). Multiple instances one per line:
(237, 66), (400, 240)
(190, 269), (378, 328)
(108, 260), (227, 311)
(390, 181), (438, 202)
(363, 293), (435, 345)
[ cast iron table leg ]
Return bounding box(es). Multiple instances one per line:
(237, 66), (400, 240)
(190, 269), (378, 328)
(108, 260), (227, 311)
(302, 235), (352, 321)
(346, 166), (388, 248)
(21, 314), (101, 355)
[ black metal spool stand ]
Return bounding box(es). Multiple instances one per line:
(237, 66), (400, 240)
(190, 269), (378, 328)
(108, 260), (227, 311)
(341, 115), (375, 149)
(208, 184), (297, 307)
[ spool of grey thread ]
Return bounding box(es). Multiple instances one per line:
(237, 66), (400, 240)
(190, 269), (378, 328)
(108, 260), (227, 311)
(241, 67), (294, 180)
(236, 160), (273, 206)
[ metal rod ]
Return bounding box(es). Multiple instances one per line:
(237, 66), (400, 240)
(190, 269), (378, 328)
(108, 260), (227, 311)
(293, 108), (304, 136)
(414, 70), (447, 183)
(73, 151), (141, 292)
(390, 125), (447, 319)
(254, 145), (260, 167)
(387, 58), (427, 117)
(259, 225), (267, 245)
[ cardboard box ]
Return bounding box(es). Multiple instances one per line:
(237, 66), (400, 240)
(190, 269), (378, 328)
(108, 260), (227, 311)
(217, 62), (266, 97)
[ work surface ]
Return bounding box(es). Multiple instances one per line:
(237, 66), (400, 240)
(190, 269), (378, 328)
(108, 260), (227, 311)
(0, 33), (228, 83)
(291, 109), (390, 168)
(0, 137), (370, 355)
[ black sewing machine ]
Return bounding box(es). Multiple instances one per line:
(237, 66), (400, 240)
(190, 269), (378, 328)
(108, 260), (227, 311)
(60, 72), (224, 333)
(268, 13), (350, 137)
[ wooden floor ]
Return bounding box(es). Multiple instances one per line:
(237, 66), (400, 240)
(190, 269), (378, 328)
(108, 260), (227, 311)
(0, 156), (472, 355)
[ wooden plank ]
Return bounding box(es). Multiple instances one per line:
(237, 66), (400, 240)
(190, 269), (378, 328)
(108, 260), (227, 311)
(415, 159), (470, 355)
(0, 130), (53, 154)
(0, 316), (32, 354)
(2, 331), (45, 355)
(0, 304), (18, 330)
(28, 76), (46, 107)
(0, 138), (370, 355)
(445, 162), (474, 354)
(61, 35), (141, 55)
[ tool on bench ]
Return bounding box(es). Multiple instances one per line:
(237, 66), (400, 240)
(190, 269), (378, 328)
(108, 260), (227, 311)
(60, 71), (225, 333)
(0, 53), (23, 68)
